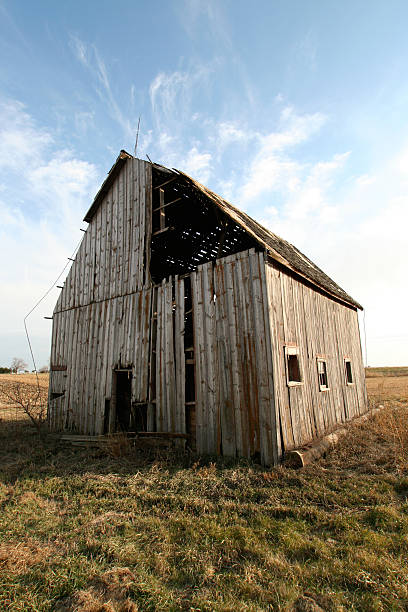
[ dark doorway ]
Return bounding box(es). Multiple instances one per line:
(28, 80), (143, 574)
(115, 370), (132, 431)
(132, 403), (148, 432)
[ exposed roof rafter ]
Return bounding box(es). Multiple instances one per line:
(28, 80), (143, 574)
(83, 150), (362, 310)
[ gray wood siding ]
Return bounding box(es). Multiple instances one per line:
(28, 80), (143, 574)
(192, 250), (280, 466)
(53, 158), (152, 315)
(48, 288), (152, 434)
(153, 276), (186, 434)
(265, 261), (367, 451)
(49, 158), (153, 433)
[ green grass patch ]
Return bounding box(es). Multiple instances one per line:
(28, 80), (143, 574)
(1, 406), (408, 610)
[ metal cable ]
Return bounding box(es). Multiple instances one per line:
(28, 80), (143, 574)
(23, 235), (84, 394)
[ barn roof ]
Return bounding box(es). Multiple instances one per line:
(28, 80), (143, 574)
(84, 150), (362, 310)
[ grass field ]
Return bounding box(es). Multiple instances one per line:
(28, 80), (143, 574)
(365, 367), (408, 379)
(0, 371), (407, 611)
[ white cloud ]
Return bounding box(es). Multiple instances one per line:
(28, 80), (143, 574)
(239, 107), (327, 202)
(216, 122), (252, 150)
(252, 140), (408, 366)
(180, 147), (212, 184)
(0, 98), (100, 367)
(0, 99), (52, 171)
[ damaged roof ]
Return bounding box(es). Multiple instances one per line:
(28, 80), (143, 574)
(84, 150), (362, 310)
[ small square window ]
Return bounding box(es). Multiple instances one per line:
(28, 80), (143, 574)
(317, 359), (329, 391)
(285, 346), (303, 386)
(344, 359), (354, 384)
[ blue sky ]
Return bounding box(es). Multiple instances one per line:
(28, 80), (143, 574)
(0, 0), (407, 368)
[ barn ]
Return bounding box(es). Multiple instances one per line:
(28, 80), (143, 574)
(48, 150), (367, 465)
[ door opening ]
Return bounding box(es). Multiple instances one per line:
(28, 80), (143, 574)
(115, 369), (132, 431)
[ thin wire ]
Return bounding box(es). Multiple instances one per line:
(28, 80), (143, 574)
(24, 235), (84, 394)
(134, 116), (141, 157)
(363, 309), (368, 367)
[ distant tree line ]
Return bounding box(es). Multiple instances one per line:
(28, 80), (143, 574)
(0, 358), (49, 374)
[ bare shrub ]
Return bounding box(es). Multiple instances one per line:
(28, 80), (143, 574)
(0, 379), (48, 436)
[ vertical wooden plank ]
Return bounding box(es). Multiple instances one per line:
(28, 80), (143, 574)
(131, 159), (140, 294)
(202, 263), (217, 453)
(144, 162), (152, 287)
(248, 252), (272, 465)
(213, 261), (236, 456)
(147, 286), (157, 430)
(191, 271), (204, 452)
(122, 159), (131, 296)
(142, 289), (152, 401)
(138, 160), (146, 290)
(234, 255), (251, 458)
(258, 253), (280, 464)
(265, 262), (294, 451)
(93, 206), (102, 303)
(174, 277), (186, 433)
(155, 282), (164, 431)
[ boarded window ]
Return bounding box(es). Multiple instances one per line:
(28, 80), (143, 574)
(51, 391), (64, 400)
(317, 359), (329, 391)
(285, 346), (302, 385)
(345, 359), (354, 384)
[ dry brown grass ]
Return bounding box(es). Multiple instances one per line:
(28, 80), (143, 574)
(0, 540), (57, 577)
(0, 372), (49, 427)
(0, 372), (49, 388)
(366, 374), (408, 402)
(103, 433), (133, 458)
(55, 568), (139, 612)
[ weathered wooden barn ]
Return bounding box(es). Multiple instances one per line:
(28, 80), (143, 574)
(48, 150), (367, 465)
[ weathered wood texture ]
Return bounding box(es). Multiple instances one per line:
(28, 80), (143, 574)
(192, 250), (279, 466)
(153, 276), (186, 434)
(48, 289), (152, 433)
(265, 261), (367, 451)
(53, 158), (152, 315)
(49, 158), (153, 433)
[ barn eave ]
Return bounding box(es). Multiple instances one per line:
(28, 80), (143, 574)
(83, 150), (362, 311)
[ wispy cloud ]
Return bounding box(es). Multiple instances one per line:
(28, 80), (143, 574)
(176, 0), (232, 48)
(294, 29), (318, 72)
(149, 66), (213, 131)
(69, 34), (135, 142)
(175, 0), (256, 109)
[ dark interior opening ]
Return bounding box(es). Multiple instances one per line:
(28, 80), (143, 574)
(115, 370), (132, 431)
(317, 360), (328, 389)
(345, 360), (353, 384)
(287, 354), (302, 383)
(150, 167), (259, 283)
(132, 403), (148, 431)
(103, 399), (110, 433)
(185, 362), (195, 404)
